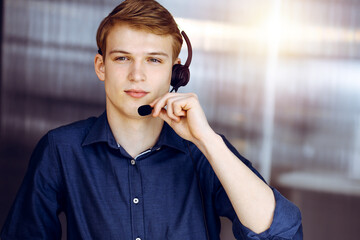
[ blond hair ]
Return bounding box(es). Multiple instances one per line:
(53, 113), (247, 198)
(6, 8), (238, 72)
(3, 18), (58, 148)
(96, 0), (183, 61)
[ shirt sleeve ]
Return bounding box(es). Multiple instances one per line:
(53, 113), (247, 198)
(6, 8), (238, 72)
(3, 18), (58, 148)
(214, 135), (303, 240)
(1, 133), (64, 240)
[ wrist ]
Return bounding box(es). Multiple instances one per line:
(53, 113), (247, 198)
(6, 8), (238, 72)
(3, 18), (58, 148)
(194, 130), (223, 155)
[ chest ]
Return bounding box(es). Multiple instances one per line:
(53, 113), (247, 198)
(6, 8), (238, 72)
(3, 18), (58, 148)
(58, 146), (209, 239)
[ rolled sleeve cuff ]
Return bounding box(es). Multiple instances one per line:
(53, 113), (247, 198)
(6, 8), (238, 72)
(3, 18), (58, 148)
(232, 187), (303, 240)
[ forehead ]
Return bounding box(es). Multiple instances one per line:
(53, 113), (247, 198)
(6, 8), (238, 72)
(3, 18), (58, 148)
(106, 24), (174, 56)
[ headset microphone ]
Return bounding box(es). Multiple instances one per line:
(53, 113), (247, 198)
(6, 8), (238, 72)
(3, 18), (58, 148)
(138, 105), (153, 116)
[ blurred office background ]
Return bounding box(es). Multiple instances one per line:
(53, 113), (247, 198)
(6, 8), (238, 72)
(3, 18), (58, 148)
(1, 0), (360, 239)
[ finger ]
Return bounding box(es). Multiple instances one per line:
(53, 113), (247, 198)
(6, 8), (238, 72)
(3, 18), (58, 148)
(165, 103), (180, 122)
(152, 93), (184, 117)
(165, 96), (187, 122)
(151, 93), (171, 117)
(158, 108), (173, 126)
(149, 97), (161, 108)
(173, 100), (187, 117)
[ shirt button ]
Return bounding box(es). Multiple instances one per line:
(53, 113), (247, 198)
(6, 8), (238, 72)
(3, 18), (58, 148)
(135, 238), (141, 240)
(130, 159), (136, 165)
(133, 198), (139, 204)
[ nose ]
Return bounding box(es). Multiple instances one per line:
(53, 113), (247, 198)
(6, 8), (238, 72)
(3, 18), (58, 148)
(128, 60), (145, 82)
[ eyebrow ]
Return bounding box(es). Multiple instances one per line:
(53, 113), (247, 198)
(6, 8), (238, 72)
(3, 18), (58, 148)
(109, 49), (169, 58)
(148, 52), (169, 58)
(109, 50), (130, 55)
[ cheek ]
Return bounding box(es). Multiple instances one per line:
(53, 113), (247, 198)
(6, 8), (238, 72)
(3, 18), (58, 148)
(103, 72), (126, 96)
(159, 66), (172, 83)
(149, 71), (171, 97)
(105, 66), (126, 84)
(156, 69), (172, 88)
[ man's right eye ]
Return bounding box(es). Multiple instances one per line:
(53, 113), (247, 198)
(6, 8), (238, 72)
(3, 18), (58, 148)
(115, 56), (129, 61)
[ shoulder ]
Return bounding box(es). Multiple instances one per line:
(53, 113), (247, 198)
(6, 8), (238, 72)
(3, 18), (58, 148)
(46, 116), (98, 145)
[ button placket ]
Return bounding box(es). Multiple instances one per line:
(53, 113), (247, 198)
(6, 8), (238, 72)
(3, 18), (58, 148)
(129, 158), (144, 240)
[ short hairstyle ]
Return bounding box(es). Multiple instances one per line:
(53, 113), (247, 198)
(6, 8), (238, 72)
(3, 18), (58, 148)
(96, 0), (183, 61)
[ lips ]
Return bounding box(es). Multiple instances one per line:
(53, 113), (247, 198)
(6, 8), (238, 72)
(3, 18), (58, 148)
(124, 89), (149, 98)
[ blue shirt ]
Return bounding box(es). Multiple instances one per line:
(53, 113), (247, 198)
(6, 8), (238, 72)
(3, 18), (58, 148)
(1, 112), (302, 240)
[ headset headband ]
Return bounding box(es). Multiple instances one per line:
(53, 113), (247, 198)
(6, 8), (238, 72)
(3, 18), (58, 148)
(181, 31), (192, 67)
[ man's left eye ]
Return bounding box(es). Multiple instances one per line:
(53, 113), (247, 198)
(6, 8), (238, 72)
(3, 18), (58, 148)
(149, 58), (161, 63)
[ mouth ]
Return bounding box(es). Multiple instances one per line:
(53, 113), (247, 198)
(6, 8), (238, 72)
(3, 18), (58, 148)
(124, 89), (149, 98)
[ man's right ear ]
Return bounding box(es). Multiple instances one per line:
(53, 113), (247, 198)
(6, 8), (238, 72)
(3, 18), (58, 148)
(94, 54), (105, 81)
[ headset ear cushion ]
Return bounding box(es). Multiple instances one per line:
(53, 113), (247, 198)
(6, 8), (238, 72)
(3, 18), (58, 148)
(171, 64), (190, 91)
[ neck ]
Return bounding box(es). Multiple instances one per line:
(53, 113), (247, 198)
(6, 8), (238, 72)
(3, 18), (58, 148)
(106, 108), (164, 158)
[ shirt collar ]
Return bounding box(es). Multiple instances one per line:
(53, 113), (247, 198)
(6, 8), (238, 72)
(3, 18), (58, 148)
(155, 121), (187, 153)
(82, 111), (118, 149)
(82, 111), (187, 153)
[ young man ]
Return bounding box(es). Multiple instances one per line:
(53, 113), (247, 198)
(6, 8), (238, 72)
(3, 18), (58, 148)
(1, 0), (302, 239)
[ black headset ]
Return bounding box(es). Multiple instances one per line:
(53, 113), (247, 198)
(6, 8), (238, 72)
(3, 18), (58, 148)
(97, 30), (192, 93)
(170, 31), (192, 93)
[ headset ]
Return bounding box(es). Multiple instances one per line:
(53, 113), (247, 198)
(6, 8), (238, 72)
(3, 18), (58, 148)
(98, 30), (192, 93)
(170, 31), (192, 93)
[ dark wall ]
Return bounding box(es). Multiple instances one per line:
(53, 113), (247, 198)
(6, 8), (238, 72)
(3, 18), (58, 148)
(0, 0), (108, 229)
(0, 0), (3, 128)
